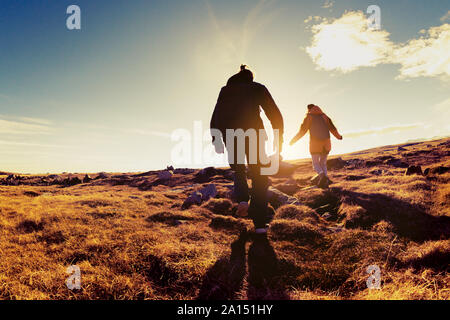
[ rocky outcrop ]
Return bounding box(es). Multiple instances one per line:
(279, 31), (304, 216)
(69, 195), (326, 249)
(327, 157), (346, 169)
(405, 165), (423, 176)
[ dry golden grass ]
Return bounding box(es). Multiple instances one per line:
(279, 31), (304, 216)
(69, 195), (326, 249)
(0, 138), (449, 300)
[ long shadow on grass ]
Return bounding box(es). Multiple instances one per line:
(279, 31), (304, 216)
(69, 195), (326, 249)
(197, 231), (290, 300)
(336, 188), (450, 242)
(196, 232), (247, 300)
(247, 235), (290, 300)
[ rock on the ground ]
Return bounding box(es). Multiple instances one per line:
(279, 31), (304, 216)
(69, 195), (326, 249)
(398, 146), (406, 151)
(195, 167), (217, 182)
(65, 177), (82, 186)
(386, 158), (409, 168)
(427, 166), (450, 175)
(370, 169), (393, 176)
(95, 172), (109, 180)
(181, 192), (203, 209)
(405, 165), (423, 176)
(327, 157), (346, 169)
(173, 168), (196, 174)
(158, 170), (173, 180)
(369, 169), (383, 176)
(267, 187), (299, 207)
(199, 184), (217, 201)
(83, 174), (92, 183)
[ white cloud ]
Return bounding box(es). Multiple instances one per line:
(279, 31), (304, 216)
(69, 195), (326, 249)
(306, 11), (394, 73)
(305, 11), (450, 81)
(343, 123), (422, 138)
(393, 24), (450, 80)
(0, 140), (68, 148)
(18, 117), (53, 126)
(441, 10), (450, 22)
(0, 117), (53, 135)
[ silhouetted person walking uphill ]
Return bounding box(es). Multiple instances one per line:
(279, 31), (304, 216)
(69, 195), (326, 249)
(210, 65), (284, 233)
(290, 104), (342, 188)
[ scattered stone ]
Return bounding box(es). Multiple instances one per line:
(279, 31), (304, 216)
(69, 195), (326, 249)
(405, 165), (423, 176)
(386, 158), (409, 168)
(199, 184), (217, 201)
(166, 165), (174, 171)
(397, 146), (406, 151)
(95, 172), (109, 180)
(365, 160), (381, 167)
(369, 169), (383, 176)
(83, 174), (92, 183)
(173, 168), (196, 175)
(327, 157), (346, 169)
(429, 166), (450, 175)
(158, 170), (173, 181)
(23, 191), (40, 197)
(424, 168), (430, 176)
(65, 177), (82, 186)
(267, 187), (298, 207)
(181, 192), (203, 209)
(194, 167), (217, 182)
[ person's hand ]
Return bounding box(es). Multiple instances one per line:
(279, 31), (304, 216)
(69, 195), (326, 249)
(213, 142), (224, 154)
(338, 135), (343, 140)
(289, 140), (295, 146)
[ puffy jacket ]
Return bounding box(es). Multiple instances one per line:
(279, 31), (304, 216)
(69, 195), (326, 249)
(210, 81), (284, 144)
(291, 105), (341, 155)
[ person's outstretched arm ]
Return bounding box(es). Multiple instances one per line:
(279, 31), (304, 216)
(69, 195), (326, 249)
(289, 116), (310, 145)
(327, 117), (343, 140)
(210, 88), (225, 153)
(259, 86), (284, 151)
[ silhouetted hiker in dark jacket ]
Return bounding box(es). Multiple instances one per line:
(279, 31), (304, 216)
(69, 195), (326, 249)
(289, 104), (342, 188)
(210, 65), (284, 234)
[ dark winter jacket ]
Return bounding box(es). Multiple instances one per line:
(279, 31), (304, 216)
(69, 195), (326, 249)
(210, 81), (284, 145)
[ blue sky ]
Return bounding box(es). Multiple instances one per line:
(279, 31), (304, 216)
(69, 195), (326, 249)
(0, 0), (449, 173)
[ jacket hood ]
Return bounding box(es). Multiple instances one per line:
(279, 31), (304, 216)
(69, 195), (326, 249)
(308, 105), (325, 115)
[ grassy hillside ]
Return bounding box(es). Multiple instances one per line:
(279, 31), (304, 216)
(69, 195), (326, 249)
(0, 138), (449, 300)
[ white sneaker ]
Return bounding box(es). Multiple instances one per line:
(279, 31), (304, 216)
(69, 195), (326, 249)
(236, 201), (249, 217)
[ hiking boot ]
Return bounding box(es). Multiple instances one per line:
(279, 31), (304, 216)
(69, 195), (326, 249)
(311, 173), (324, 185)
(236, 201), (249, 217)
(254, 227), (268, 234)
(318, 174), (330, 189)
(251, 223), (270, 235)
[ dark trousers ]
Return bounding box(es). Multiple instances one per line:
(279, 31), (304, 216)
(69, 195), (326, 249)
(226, 134), (269, 229)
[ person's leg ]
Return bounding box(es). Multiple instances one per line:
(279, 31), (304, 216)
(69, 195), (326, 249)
(232, 164), (249, 203)
(248, 166), (269, 229)
(320, 153), (328, 176)
(311, 154), (323, 175)
(226, 137), (249, 203)
(247, 132), (270, 231)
